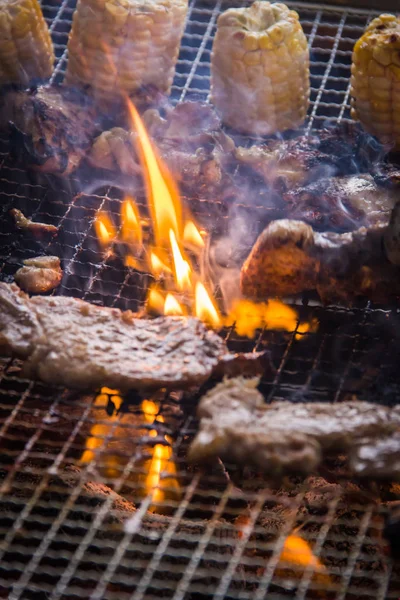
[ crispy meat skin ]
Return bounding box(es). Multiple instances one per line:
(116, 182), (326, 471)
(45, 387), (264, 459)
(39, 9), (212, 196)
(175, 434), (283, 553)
(240, 218), (400, 304)
(15, 256), (62, 294)
(189, 377), (400, 478)
(0, 283), (227, 391)
(2, 85), (100, 175)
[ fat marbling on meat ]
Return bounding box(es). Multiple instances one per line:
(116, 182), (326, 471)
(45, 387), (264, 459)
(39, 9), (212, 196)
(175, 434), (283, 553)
(189, 377), (400, 479)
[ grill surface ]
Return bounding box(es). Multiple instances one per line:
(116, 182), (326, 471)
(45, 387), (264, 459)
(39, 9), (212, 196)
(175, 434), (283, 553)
(1, 1), (400, 599)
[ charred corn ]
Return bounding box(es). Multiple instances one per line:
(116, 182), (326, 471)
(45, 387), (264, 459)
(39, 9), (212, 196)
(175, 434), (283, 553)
(351, 14), (400, 149)
(210, 1), (309, 135)
(65, 0), (188, 104)
(0, 0), (54, 85)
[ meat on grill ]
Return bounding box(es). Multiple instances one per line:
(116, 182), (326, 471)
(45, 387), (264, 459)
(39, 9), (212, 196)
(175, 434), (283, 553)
(10, 208), (57, 235)
(240, 214), (400, 304)
(0, 85), (101, 175)
(0, 282), (267, 392)
(14, 256), (62, 294)
(350, 433), (400, 479)
(189, 377), (400, 479)
(283, 174), (398, 232)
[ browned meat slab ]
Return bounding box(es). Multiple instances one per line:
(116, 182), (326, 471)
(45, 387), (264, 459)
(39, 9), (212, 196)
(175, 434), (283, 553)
(0, 282), (228, 391)
(1, 85), (101, 175)
(10, 209), (57, 234)
(189, 377), (400, 479)
(240, 215), (400, 304)
(14, 256), (62, 294)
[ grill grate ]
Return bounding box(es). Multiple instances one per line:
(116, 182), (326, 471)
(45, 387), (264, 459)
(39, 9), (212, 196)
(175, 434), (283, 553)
(1, 0), (400, 599)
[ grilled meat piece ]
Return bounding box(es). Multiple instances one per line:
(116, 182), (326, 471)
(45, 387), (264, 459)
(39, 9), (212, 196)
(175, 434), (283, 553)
(10, 208), (57, 234)
(350, 433), (400, 480)
(235, 124), (383, 193)
(0, 282), (266, 392)
(189, 377), (400, 478)
(284, 174), (398, 231)
(240, 215), (400, 304)
(14, 256), (62, 294)
(1, 85), (101, 175)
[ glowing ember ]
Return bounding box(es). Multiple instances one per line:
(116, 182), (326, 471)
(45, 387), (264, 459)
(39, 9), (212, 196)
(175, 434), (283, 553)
(121, 195), (142, 246)
(164, 293), (184, 316)
(183, 220), (205, 249)
(95, 213), (116, 247)
(126, 98), (181, 248)
(169, 229), (191, 292)
(195, 282), (221, 329)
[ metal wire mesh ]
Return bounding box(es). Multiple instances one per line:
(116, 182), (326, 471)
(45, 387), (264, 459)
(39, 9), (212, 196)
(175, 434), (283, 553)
(1, 0), (400, 599)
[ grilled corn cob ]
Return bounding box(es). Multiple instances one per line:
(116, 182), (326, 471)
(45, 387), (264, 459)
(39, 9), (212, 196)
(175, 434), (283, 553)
(0, 0), (54, 85)
(351, 14), (400, 149)
(210, 1), (309, 136)
(65, 0), (188, 104)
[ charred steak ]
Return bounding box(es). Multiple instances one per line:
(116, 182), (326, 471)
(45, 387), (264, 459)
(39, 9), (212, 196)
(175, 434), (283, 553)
(189, 377), (400, 479)
(0, 283), (228, 392)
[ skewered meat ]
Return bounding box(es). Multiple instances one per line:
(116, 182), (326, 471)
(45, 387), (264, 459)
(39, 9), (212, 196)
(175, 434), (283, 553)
(1, 85), (101, 175)
(240, 214), (400, 304)
(14, 256), (62, 293)
(65, 0), (188, 104)
(351, 14), (400, 149)
(0, 0), (54, 85)
(189, 377), (400, 479)
(0, 282), (268, 392)
(283, 174), (398, 231)
(210, 1), (309, 135)
(10, 208), (57, 234)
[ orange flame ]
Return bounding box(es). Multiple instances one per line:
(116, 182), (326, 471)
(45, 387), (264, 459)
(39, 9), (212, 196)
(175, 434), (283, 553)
(164, 293), (184, 316)
(278, 534), (331, 585)
(150, 251), (171, 277)
(126, 98), (182, 248)
(121, 195), (142, 246)
(226, 299), (315, 339)
(95, 213), (116, 247)
(141, 400), (180, 513)
(147, 285), (165, 315)
(183, 220), (205, 249)
(195, 282), (222, 329)
(169, 229), (191, 292)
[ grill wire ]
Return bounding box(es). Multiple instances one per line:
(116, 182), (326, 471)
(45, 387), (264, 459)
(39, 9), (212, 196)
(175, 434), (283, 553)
(0, 0), (400, 598)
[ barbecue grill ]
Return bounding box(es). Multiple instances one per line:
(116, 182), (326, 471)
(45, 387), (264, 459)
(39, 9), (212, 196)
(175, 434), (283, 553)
(1, 0), (400, 598)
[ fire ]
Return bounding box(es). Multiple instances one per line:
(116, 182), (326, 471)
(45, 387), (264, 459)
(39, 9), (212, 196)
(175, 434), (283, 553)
(126, 98), (181, 248)
(80, 387), (123, 477)
(183, 220), (205, 249)
(164, 293), (184, 316)
(195, 282), (222, 329)
(121, 195), (142, 246)
(93, 95), (314, 339)
(141, 400), (180, 513)
(95, 213), (116, 247)
(169, 229), (191, 292)
(277, 534), (331, 585)
(226, 299), (314, 339)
